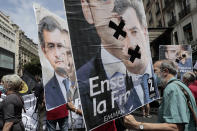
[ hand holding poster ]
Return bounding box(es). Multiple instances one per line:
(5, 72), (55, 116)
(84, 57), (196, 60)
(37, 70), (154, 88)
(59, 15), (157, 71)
(64, 0), (159, 130)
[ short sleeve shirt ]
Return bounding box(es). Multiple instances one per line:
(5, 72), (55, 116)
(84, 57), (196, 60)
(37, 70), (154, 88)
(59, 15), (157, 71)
(158, 77), (197, 131)
(3, 94), (25, 131)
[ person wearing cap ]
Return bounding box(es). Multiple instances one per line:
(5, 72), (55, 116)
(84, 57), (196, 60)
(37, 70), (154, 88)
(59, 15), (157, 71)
(1, 74), (25, 131)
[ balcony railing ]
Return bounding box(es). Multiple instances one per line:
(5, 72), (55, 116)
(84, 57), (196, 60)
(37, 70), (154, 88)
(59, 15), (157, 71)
(178, 4), (191, 20)
(168, 16), (177, 26)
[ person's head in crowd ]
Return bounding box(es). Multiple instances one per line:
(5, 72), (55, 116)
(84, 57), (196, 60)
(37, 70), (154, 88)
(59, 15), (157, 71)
(1, 74), (23, 95)
(193, 62), (197, 77)
(164, 45), (180, 61)
(81, 0), (149, 74)
(38, 16), (70, 78)
(35, 75), (41, 82)
(153, 60), (163, 86)
(158, 60), (178, 86)
(182, 72), (196, 86)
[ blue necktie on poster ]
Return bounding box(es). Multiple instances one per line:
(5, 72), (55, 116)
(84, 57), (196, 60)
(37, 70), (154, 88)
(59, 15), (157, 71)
(63, 78), (70, 92)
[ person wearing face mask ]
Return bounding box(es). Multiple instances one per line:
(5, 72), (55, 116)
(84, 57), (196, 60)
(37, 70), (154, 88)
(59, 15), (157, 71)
(123, 60), (197, 131)
(1, 74), (25, 131)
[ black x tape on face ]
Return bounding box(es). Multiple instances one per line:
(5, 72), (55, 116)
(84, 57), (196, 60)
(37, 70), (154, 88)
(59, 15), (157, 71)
(128, 45), (141, 63)
(109, 19), (127, 39)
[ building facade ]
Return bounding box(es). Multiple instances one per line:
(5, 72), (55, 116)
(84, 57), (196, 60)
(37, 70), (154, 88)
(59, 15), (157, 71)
(143, 0), (172, 61)
(0, 11), (38, 78)
(143, 0), (165, 28)
(0, 11), (16, 78)
(143, 0), (197, 63)
(168, 0), (197, 62)
(17, 31), (38, 75)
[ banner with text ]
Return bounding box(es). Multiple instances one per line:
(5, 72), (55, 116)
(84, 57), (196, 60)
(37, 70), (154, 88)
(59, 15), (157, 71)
(64, 0), (160, 130)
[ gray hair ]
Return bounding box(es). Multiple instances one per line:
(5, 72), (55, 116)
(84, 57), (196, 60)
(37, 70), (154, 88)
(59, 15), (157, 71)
(38, 16), (61, 48)
(183, 72), (196, 85)
(160, 60), (178, 75)
(113, 0), (147, 27)
(1, 74), (23, 92)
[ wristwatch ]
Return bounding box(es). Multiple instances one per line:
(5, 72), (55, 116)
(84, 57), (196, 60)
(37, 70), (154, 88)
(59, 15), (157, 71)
(139, 123), (144, 130)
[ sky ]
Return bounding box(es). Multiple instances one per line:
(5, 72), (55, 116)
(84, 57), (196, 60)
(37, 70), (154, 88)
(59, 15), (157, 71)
(0, 0), (66, 44)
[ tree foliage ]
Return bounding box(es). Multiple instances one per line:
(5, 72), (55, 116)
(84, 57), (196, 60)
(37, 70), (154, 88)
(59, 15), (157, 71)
(23, 57), (42, 77)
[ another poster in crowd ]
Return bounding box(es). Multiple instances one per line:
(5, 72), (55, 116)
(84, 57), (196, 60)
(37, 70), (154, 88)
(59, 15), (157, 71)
(22, 94), (38, 131)
(34, 3), (74, 110)
(159, 45), (193, 79)
(64, 0), (159, 130)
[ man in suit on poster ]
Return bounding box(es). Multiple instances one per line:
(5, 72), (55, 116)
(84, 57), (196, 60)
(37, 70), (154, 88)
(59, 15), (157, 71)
(39, 16), (74, 131)
(76, 0), (158, 129)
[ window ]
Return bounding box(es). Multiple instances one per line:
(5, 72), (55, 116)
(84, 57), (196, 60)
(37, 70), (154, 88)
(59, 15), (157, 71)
(183, 23), (193, 43)
(174, 32), (178, 45)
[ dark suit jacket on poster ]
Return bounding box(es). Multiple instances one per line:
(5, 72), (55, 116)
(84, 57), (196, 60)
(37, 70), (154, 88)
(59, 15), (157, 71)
(45, 74), (66, 110)
(77, 53), (142, 130)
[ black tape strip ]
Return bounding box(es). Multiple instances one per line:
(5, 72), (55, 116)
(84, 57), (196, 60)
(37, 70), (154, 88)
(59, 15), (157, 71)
(128, 45), (141, 63)
(109, 19), (126, 39)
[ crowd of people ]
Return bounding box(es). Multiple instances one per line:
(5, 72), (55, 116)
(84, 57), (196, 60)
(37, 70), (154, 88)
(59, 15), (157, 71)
(123, 60), (197, 131)
(0, 60), (197, 131)
(0, 0), (197, 130)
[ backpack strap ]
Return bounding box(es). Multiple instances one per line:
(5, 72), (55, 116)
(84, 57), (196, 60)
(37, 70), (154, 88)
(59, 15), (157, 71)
(167, 79), (197, 126)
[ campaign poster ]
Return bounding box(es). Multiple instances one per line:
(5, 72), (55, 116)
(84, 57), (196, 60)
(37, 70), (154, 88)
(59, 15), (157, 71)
(33, 3), (84, 130)
(159, 45), (193, 79)
(33, 3), (73, 110)
(64, 0), (160, 130)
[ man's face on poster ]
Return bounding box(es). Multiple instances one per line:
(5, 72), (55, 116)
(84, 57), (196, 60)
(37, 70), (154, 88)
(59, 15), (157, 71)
(121, 7), (149, 74)
(164, 46), (178, 61)
(42, 29), (68, 76)
(81, 0), (124, 59)
(82, 0), (149, 74)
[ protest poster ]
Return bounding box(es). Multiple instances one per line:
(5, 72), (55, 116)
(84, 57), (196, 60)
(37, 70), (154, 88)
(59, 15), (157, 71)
(64, 0), (160, 130)
(33, 3), (84, 130)
(33, 3), (75, 110)
(22, 94), (38, 131)
(159, 45), (193, 79)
